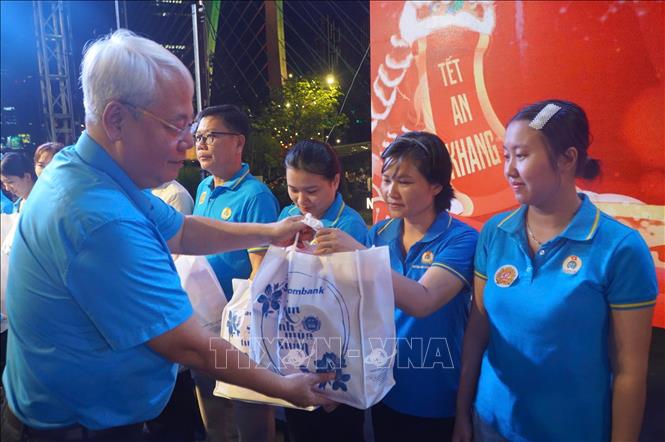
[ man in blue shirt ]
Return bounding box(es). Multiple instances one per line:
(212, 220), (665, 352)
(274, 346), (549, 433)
(192, 105), (279, 441)
(194, 105), (279, 298)
(1, 30), (331, 442)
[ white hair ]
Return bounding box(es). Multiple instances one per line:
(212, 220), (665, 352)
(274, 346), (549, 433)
(80, 29), (193, 124)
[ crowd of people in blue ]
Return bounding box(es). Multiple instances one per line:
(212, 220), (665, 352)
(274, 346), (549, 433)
(0, 29), (658, 442)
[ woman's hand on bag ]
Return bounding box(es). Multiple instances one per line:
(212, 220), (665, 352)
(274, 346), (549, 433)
(282, 372), (337, 408)
(313, 228), (366, 254)
(452, 411), (473, 442)
(267, 216), (315, 247)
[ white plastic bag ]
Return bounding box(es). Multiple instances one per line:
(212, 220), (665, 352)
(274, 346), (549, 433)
(250, 245), (396, 409)
(213, 278), (311, 409)
(174, 254), (227, 333)
(1, 213), (19, 333)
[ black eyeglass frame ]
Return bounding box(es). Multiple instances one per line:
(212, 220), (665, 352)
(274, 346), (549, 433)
(193, 131), (242, 146)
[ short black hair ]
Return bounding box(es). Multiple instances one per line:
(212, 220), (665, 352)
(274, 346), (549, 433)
(381, 131), (454, 212)
(509, 99), (600, 180)
(196, 104), (250, 138)
(1, 152), (36, 180)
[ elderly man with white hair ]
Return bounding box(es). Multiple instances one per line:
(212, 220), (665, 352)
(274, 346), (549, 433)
(1, 30), (332, 442)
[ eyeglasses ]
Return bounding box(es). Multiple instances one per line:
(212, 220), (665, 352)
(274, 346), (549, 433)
(123, 102), (194, 139)
(193, 131), (241, 146)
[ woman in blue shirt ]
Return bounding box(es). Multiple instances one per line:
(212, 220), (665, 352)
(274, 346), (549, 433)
(453, 100), (658, 442)
(315, 131), (478, 442)
(279, 139), (368, 442)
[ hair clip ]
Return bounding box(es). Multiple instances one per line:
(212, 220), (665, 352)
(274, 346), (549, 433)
(529, 103), (561, 130)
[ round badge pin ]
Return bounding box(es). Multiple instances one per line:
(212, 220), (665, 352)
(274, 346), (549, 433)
(221, 207), (232, 220)
(562, 255), (582, 275)
(421, 251), (434, 265)
(494, 264), (518, 288)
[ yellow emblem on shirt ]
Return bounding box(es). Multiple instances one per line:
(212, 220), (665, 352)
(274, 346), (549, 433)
(221, 207), (232, 220)
(494, 265), (518, 288)
(562, 255), (582, 275)
(198, 191), (207, 205)
(421, 251), (434, 265)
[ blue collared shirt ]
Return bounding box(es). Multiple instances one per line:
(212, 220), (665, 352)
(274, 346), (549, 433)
(474, 194), (658, 442)
(1, 190), (13, 214)
(369, 211), (478, 418)
(193, 164), (279, 299)
(4, 133), (193, 430)
(278, 193), (368, 244)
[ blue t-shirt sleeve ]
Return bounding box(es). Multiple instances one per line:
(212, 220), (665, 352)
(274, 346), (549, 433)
(606, 230), (658, 309)
(337, 215), (368, 245)
(145, 191), (184, 240)
(474, 218), (498, 281)
(245, 192), (279, 253)
(66, 220), (193, 350)
(432, 227), (478, 287)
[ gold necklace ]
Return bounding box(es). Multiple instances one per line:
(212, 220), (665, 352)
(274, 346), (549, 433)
(526, 221), (544, 247)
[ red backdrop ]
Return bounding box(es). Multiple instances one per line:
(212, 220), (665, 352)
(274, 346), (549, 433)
(370, 1), (664, 327)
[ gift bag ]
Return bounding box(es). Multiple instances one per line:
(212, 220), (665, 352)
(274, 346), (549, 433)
(174, 254), (227, 333)
(249, 245), (396, 409)
(213, 278), (312, 409)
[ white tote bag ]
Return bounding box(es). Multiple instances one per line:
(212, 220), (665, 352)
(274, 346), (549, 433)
(249, 245), (396, 409)
(174, 254), (227, 333)
(213, 278), (312, 409)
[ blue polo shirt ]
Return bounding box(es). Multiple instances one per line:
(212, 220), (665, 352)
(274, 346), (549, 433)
(193, 164), (279, 299)
(474, 194), (658, 442)
(369, 211), (478, 418)
(3, 133), (193, 430)
(278, 193), (368, 244)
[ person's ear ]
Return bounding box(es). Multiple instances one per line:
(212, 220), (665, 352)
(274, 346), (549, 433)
(332, 173), (340, 191)
(431, 182), (443, 196)
(558, 146), (578, 174)
(236, 134), (246, 152)
(102, 101), (127, 141)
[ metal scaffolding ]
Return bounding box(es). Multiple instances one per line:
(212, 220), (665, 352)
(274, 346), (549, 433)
(33, 0), (76, 145)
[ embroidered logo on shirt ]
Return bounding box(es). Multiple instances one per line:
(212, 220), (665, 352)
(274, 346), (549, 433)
(221, 207), (232, 220)
(562, 255), (582, 275)
(421, 251), (434, 265)
(494, 265), (518, 288)
(198, 191), (207, 205)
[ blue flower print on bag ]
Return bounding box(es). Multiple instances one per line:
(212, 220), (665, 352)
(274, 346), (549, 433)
(257, 282), (287, 316)
(226, 311), (241, 337)
(301, 352), (352, 392)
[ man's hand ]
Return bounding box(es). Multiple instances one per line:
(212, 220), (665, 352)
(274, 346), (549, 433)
(267, 216), (315, 247)
(313, 228), (366, 254)
(282, 372), (337, 408)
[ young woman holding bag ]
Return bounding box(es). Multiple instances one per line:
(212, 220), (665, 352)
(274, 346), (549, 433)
(279, 139), (368, 442)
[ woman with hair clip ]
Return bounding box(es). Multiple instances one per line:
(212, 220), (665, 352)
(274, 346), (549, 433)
(314, 131), (478, 442)
(453, 100), (658, 442)
(0, 152), (37, 213)
(278, 139), (368, 442)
